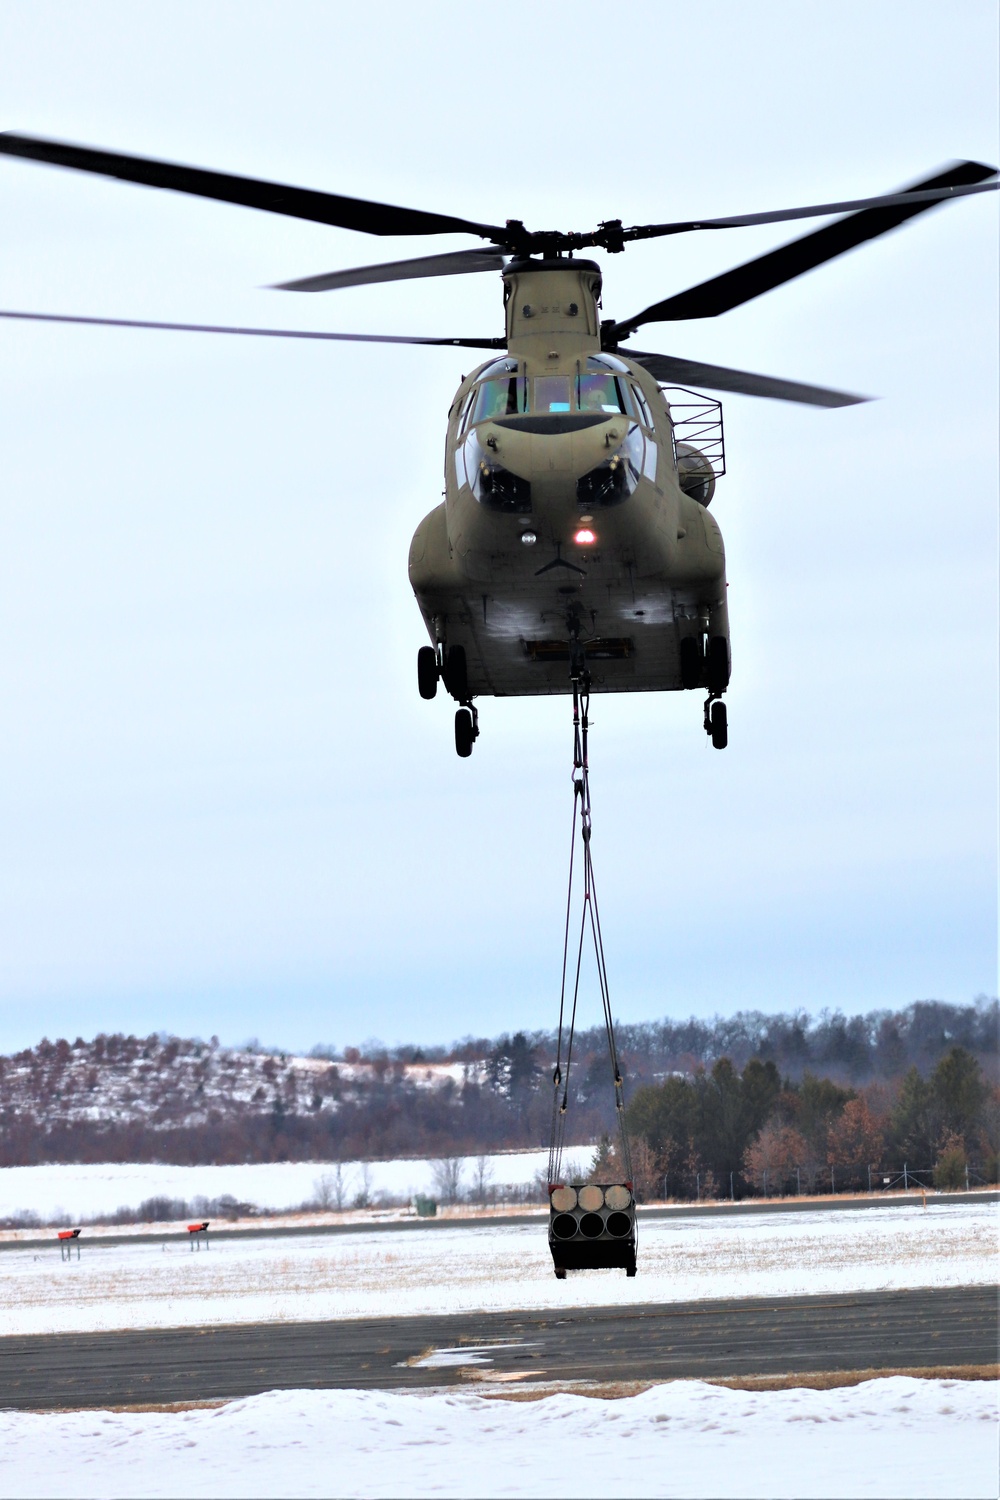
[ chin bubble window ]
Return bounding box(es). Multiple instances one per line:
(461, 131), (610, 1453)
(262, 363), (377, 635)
(461, 429), (532, 514)
(576, 424), (645, 508)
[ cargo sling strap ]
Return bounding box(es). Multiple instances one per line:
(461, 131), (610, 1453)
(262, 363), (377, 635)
(547, 670), (633, 1189)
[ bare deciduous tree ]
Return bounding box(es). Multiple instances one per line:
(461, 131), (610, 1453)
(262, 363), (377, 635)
(353, 1161), (373, 1208)
(471, 1155), (494, 1206)
(431, 1156), (464, 1204)
(313, 1166), (349, 1211)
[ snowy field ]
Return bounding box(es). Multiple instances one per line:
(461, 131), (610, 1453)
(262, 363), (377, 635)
(0, 1152), (567, 1222)
(0, 1378), (996, 1499)
(1, 1200), (995, 1337)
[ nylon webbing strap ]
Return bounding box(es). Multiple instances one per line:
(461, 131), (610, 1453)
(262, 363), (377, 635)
(548, 678), (633, 1189)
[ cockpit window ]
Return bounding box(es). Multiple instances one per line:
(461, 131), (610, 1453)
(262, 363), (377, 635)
(630, 383), (653, 426)
(580, 355), (637, 415)
(463, 355), (645, 428)
(458, 387), (477, 430)
(586, 353), (630, 375)
(577, 372), (632, 415)
(478, 357), (519, 381)
(533, 376), (572, 413)
(470, 374), (528, 423)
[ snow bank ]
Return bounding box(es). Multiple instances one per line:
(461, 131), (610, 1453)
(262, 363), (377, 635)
(1, 1201), (994, 1337)
(0, 1378), (995, 1499)
(0, 1151), (573, 1222)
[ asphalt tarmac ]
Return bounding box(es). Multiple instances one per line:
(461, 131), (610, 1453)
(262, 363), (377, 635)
(1, 1285), (995, 1410)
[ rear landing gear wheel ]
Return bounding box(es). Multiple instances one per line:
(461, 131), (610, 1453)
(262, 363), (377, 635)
(455, 707), (476, 758)
(680, 634), (704, 689)
(417, 646), (438, 700)
(710, 699), (728, 750)
(706, 635), (730, 692)
(442, 644), (468, 701)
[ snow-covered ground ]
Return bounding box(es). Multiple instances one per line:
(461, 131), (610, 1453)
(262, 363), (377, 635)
(1, 1200), (995, 1337)
(0, 1378), (996, 1499)
(0, 1151), (577, 1222)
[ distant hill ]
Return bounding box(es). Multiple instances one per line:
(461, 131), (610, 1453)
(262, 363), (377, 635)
(0, 999), (994, 1169)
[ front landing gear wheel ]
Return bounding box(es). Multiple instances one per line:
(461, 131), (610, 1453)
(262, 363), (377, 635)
(455, 707), (476, 758)
(417, 646), (438, 700)
(710, 699), (728, 750)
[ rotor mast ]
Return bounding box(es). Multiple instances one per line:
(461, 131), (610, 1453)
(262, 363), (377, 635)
(503, 257), (603, 366)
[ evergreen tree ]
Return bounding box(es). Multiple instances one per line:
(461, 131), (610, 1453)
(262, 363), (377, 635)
(890, 1067), (936, 1163)
(931, 1047), (986, 1144)
(794, 1073), (854, 1155)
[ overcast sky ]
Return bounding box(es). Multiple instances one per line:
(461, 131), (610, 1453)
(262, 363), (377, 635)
(0, 1), (995, 1055)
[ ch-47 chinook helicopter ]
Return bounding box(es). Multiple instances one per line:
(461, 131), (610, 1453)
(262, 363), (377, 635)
(0, 135), (996, 755)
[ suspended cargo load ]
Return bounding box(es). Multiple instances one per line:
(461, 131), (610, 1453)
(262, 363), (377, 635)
(548, 1182), (637, 1278)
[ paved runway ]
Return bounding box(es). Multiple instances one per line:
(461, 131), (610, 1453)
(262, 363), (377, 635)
(1, 1285), (994, 1410)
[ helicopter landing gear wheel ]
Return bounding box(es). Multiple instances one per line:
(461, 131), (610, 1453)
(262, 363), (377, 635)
(680, 633), (705, 689)
(417, 646), (438, 700)
(442, 644), (468, 701)
(709, 699), (728, 750)
(455, 705), (478, 758)
(706, 635), (730, 693)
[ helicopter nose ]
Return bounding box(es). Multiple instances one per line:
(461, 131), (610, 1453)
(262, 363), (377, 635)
(476, 414), (631, 488)
(527, 418), (625, 482)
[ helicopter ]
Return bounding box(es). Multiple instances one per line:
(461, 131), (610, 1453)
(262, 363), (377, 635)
(0, 135), (995, 756)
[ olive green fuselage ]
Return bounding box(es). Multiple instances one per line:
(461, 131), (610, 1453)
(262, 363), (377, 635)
(408, 259), (729, 696)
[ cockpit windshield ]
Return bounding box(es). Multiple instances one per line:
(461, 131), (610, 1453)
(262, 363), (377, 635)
(470, 367), (528, 423)
(534, 376), (571, 413)
(463, 353), (643, 427)
(577, 355), (635, 416)
(577, 373), (631, 414)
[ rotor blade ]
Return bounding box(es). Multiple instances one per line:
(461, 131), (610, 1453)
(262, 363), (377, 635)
(623, 349), (870, 407)
(0, 132), (507, 240)
(0, 308), (504, 348)
(271, 246), (508, 292)
(620, 176), (998, 243)
(613, 161), (998, 331)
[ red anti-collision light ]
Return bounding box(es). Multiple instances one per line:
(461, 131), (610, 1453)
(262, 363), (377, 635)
(573, 528), (596, 545)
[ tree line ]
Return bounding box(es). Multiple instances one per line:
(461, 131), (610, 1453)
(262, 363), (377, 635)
(624, 1044), (998, 1199)
(0, 999), (995, 1176)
